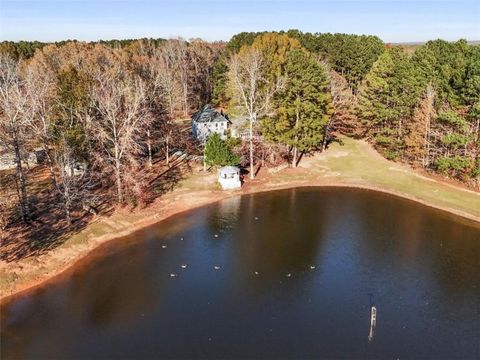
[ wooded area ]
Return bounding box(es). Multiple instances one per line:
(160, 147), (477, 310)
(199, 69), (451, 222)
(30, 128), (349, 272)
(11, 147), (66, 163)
(1, 32), (479, 256)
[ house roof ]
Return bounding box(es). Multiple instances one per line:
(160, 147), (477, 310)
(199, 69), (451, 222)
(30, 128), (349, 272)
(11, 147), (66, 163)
(192, 104), (229, 123)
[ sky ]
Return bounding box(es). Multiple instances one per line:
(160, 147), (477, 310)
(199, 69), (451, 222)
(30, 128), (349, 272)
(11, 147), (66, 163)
(0, 0), (479, 43)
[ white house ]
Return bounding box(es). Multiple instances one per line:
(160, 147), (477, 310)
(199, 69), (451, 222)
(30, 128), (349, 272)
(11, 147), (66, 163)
(218, 166), (242, 190)
(192, 104), (230, 143)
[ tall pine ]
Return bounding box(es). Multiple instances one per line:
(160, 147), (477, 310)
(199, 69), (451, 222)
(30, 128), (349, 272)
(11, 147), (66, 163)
(263, 49), (333, 166)
(357, 47), (421, 159)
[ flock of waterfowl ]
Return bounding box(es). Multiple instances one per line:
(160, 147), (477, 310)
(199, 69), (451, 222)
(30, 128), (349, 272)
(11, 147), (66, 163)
(165, 228), (317, 278)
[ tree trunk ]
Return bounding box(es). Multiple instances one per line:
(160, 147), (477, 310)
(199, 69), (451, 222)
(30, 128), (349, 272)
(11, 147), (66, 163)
(203, 145), (207, 171)
(114, 144), (122, 203)
(63, 191), (72, 225)
(168, 94), (174, 117)
(12, 135), (29, 221)
(475, 116), (479, 143)
(322, 117), (333, 152)
(293, 106), (300, 168)
(45, 148), (59, 191)
(292, 146), (298, 168)
(423, 84), (435, 168)
(249, 117), (254, 179)
(166, 136), (170, 167)
(183, 83), (188, 117)
(147, 129), (152, 167)
(423, 111), (431, 168)
(398, 118), (403, 140)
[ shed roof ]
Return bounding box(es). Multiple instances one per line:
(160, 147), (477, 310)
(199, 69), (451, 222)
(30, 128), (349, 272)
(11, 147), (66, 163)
(219, 166), (240, 174)
(192, 104), (229, 123)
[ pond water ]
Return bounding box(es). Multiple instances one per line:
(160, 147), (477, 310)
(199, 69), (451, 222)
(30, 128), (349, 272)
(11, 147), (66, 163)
(1, 187), (480, 359)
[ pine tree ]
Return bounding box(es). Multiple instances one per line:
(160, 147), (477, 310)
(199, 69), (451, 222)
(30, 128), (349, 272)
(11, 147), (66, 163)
(263, 49), (333, 166)
(357, 47), (421, 159)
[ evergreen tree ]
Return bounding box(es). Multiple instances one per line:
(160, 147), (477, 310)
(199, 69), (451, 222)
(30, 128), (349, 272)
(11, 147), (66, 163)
(357, 47), (421, 159)
(286, 31), (385, 89)
(263, 49), (333, 166)
(204, 133), (240, 167)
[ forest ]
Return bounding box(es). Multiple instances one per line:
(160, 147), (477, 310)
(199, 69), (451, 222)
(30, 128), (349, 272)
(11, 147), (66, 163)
(0, 31), (479, 252)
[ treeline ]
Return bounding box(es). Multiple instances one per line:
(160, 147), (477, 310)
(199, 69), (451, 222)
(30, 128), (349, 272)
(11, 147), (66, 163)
(1, 31), (479, 235)
(0, 39), (173, 61)
(213, 31), (479, 186)
(357, 40), (479, 183)
(0, 38), (222, 229)
(213, 30), (384, 104)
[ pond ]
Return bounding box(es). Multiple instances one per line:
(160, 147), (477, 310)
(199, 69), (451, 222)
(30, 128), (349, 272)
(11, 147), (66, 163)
(1, 187), (479, 359)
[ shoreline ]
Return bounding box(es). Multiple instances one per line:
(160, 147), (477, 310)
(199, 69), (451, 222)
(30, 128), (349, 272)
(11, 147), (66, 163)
(2, 138), (479, 305)
(1, 179), (479, 306)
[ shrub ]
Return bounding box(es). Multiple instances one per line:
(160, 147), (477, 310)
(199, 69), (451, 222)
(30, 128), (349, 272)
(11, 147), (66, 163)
(204, 133), (240, 167)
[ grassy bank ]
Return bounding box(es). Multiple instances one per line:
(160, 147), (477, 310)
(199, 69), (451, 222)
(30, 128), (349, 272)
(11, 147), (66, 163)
(273, 137), (480, 220)
(1, 137), (479, 302)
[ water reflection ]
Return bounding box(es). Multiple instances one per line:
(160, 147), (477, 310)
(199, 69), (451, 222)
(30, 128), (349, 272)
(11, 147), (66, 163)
(1, 187), (479, 359)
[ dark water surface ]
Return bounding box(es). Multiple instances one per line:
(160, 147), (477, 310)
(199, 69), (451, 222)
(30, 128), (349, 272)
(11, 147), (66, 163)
(1, 188), (480, 359)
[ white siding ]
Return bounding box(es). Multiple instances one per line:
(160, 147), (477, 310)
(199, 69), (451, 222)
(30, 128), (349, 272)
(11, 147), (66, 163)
(193, 120), (228, 143)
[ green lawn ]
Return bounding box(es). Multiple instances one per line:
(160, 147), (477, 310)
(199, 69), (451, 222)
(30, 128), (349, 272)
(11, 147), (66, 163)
(286, 137), (480, 220)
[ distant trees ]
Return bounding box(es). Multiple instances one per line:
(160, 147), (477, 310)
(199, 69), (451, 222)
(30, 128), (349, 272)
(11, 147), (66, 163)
(287, 31), (385, 89)
(212, 32), (261, 105)
(0, 41), (47, 60)
(220, 31), (478, 185)
(148, 38), (222, 118)
(214, 31), (384, 106)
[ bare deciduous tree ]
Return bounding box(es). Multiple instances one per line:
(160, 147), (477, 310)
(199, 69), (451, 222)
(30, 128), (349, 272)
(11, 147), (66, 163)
(405, 83), (436, 167)
(0, 55), (32, 221)
(26, 61), (59, 190)
(56, 142), (95, 224)
(328, 69), (359, 138)
(228, 48), (275, 179)
(88, 66), (151, 203)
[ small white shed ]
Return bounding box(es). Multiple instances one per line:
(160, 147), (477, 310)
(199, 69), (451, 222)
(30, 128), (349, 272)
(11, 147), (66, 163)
(218, 166), (241, 190)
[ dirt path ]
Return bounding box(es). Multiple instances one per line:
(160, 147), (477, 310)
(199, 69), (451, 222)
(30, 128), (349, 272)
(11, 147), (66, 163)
(1, 138), (479, 304)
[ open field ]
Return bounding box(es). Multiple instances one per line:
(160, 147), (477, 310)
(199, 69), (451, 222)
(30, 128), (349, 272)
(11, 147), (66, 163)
(1, 137), (479, 302)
